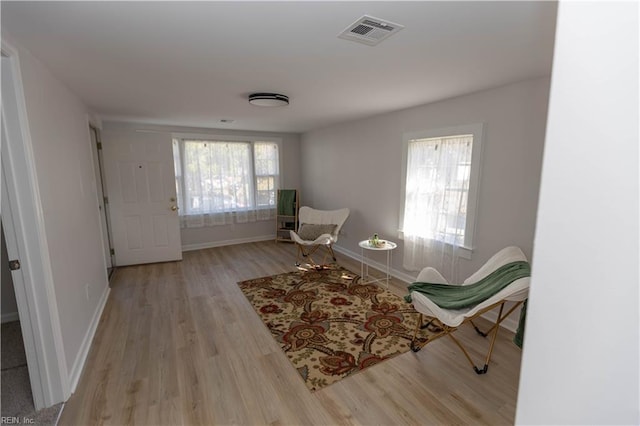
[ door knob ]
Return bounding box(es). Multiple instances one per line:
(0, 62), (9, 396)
(171, 205), (179, 211)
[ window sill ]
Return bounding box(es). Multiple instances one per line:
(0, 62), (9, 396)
(180, 207), (275, 217)
(457, 245), (473, 260)
(397, 230), (474, 260)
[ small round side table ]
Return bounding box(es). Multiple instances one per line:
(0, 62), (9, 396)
(358, 239), (397, 288)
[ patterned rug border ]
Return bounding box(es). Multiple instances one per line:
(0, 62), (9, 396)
(237, 265), (428, 392)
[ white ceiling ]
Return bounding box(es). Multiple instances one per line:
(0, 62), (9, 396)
(2, 1), (557, 133)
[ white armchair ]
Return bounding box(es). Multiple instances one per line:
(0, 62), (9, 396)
(409, 246), (531, 374)
(289, 206), (350, 267)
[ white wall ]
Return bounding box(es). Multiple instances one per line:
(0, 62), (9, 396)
(516, 2), (639, 424)
(301, 77), (550, 282)
(8, 41), (110, 381)
(101, 122), (301, 250)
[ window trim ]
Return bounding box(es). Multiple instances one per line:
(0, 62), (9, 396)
(398, 123), (484, 259)
(172, 132), (282, 216)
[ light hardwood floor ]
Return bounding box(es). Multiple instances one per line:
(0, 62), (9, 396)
(59, 241), (522, 425)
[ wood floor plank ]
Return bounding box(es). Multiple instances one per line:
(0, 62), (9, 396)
(58, 241), (522, 425)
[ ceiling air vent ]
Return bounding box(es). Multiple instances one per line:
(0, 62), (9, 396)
(338, 15), (404, 46)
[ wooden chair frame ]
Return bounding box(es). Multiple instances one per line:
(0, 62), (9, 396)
(295, 242), (337, 268)
(410, 299), (524, 374)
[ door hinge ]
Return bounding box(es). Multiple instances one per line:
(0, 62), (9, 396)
(104, 196), (109, 204)
(97, 142), (103, 150)
(9, 259), (21, 271)
(110, 248), (115, 255)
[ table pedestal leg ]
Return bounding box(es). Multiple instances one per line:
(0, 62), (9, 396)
(360, 247), (364, 280)
(386, 250), (391, 288)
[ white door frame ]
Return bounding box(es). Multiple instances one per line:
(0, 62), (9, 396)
(89, 124), (115, 270)
(1, 41), (69, 408)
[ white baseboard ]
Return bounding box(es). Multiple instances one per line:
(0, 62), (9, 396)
(68, 285), (110, 393)
(182, 234), (275, 252)
(333, 245), (418, 284)
(1, 312), (19, 323)
(334, 244), (519, 333)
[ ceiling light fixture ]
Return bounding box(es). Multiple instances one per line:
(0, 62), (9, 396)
(248, 93), (289, 107)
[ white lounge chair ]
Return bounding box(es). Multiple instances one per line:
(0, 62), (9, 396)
(409, 246), (531, 374)
(289, 206), (350, 267)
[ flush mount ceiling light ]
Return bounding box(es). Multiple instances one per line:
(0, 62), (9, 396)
(248, 93), (289, 107)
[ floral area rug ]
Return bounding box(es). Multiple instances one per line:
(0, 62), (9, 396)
(238, 265), (429, 391)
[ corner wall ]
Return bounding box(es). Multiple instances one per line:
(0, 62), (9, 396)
(301, 77), (550, 281)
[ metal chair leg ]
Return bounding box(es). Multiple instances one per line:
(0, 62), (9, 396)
(410, 300), (524, 375)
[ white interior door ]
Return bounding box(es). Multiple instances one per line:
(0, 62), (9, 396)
(2, 52), (68, 407)
(102, 131), (182, 266)
(2, 121), (41, 410)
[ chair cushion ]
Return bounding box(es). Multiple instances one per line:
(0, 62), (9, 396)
(297, 223), (337, 241)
